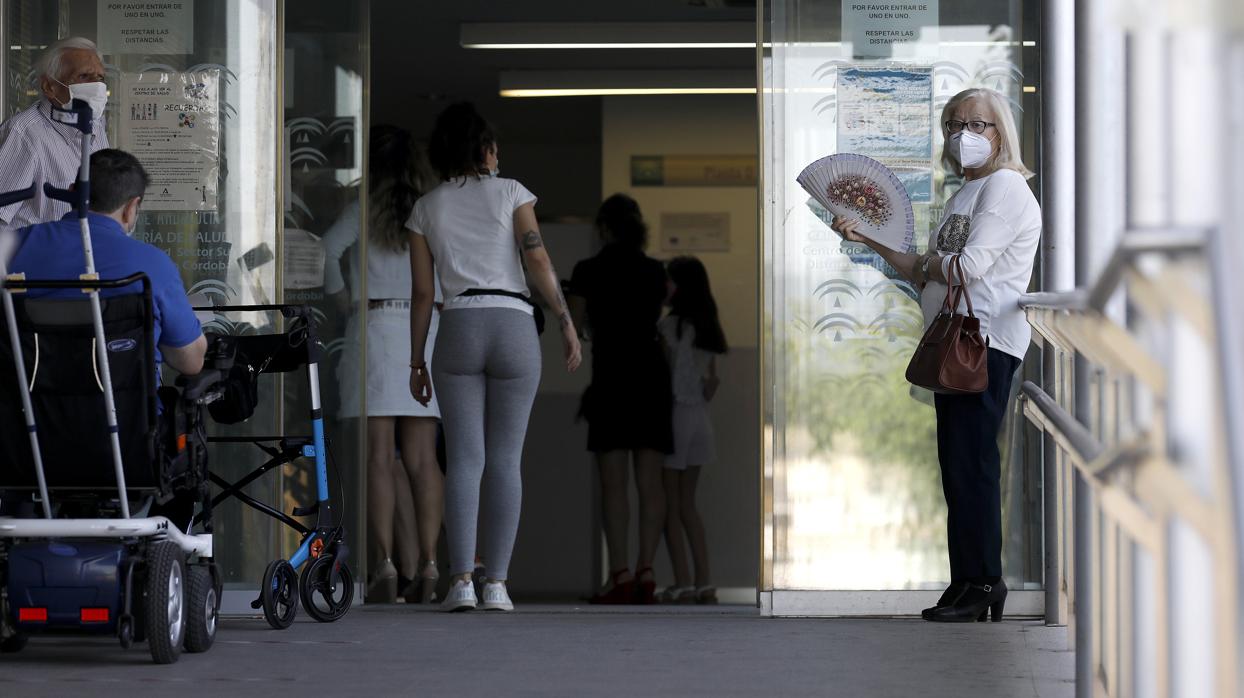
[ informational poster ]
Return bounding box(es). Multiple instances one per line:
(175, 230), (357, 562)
(842, 1), (938, 59)
(837, 66), (933, 203)
(283, 229), (326, 290)
(660, 213), (731, 252)
(97, 1), (195, 55)
(119, 71), (220, 211)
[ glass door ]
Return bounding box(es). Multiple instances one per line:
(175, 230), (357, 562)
(760, 0), (1044, 614)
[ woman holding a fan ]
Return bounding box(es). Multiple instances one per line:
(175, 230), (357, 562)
(831, 87), (1041, 623)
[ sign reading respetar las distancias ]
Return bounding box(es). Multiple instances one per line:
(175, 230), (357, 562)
(841, 1), (938, 59)
(97, 1), (195, 55)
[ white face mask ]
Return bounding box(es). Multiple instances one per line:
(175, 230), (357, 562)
(948, 130), (994, 169)
(53, 78), (108, 119)
(489, 162), (500, 177)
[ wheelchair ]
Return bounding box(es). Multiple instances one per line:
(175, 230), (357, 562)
(0, 97), (236, 664)
(0, 273), (222, 664)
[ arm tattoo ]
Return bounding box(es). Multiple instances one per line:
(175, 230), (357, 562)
(520, 227), (569, 327)
(521, 230), (544, 251)
(554, 285), (571, 327)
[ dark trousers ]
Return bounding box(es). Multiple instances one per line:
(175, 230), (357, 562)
(933, 348), (1021, 582)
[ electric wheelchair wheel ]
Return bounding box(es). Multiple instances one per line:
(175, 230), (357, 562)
(1, 632), (28, 654)
(184, 565), (218, 652)
(118, 616), (134, 649)
(144, 541), (186, 664)
(261, 560), (298, 629)
(298, 554), (354, 623)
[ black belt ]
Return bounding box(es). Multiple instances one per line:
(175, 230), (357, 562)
(458, 289), (545, 335)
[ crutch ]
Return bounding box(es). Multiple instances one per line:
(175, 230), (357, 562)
(0, 184), (52, 518)
(37, 99), (134, 518)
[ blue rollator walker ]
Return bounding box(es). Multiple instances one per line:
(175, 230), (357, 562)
(0, 99), (220, 664)
(191, 304), (353, 629)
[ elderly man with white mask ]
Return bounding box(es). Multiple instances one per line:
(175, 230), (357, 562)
(0, 37), (110, 229)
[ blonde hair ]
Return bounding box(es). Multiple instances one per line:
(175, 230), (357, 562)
(940, 88), (1033, 180)
(368, 126), (435, 253)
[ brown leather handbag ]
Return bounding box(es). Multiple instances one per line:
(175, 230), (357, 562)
(905, 255), (988, 394)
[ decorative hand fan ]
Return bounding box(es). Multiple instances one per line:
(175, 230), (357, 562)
(797, 153), (915, 253)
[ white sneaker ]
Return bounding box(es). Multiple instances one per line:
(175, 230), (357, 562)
(479, 580), (514, 611)
(440, 579), (477, 612)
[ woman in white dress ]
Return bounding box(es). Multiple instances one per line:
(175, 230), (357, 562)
(325, 125), (444, 603)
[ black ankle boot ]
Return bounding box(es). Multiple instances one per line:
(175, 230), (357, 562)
(921, 581), (967, 620)
(927, 578), (1007, 623)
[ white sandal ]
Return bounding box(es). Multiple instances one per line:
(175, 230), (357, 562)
(657, 586), (695, 604)
(366, 558), (398, 603)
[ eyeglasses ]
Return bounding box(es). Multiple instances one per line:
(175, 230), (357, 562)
(945, 120), (996, 134)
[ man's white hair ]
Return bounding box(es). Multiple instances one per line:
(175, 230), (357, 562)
(35, 37), (102, 82)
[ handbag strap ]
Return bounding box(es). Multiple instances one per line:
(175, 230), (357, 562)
(940, 255), (977, 318)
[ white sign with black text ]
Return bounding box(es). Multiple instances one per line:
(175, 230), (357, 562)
(119, 71), (220, 211)
(842, 1), (938, 59)
(97, 1), (194, 55)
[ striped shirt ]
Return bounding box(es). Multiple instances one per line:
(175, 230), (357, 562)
(0, 100), (109, 229)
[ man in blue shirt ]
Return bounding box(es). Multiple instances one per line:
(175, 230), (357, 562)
(8, 148), (205, 376)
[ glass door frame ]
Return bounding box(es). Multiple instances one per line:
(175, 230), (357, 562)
(755, 0), (1049, 617)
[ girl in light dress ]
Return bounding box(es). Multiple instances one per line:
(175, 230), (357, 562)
(658, 256), (726, 605)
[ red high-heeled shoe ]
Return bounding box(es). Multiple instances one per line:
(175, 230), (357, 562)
(589, 569), (635, 605)
(634, 567), (657, 605)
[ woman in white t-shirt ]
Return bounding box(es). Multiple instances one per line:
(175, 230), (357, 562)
(324, 126), (444, 604)
(407, 103), (582, 612)
(832, 87), (1040, 624)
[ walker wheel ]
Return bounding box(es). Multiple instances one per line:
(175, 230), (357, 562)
(299, 554), (354, 623)
(261, 560), (298, 630)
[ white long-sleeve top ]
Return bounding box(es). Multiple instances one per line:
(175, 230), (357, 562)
(920, 168), (1041, 360)
(321, 200), (441, 302)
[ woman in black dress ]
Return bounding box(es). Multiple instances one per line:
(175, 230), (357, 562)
(569, 194), (672, 604)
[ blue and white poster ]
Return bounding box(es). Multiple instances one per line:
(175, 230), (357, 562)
(837, 67), (933, 203)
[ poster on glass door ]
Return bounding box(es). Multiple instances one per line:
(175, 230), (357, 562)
(837, 66), (932, 204)
(119, 70), (220, 211)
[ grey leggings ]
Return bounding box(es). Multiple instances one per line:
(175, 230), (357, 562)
(433, 307), (541, 580)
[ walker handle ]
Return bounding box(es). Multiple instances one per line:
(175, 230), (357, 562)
(43, 182), (90, 218)
(0, 184), (36, 208)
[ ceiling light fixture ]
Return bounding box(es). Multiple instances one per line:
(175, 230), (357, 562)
(502, 88), (756, 98)
(499, 70), (755, 98)
(463, 22), (756, 50)
(463, 23), (1035, 51)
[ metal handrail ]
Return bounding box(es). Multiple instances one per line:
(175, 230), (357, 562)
(1021, 381), (1151, 480)
(1085, 227), (1207, 312)
(1019, 290), (1089, 312)
(1022, 225), (1238, 697)
(1021, 381), (1102, 463)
